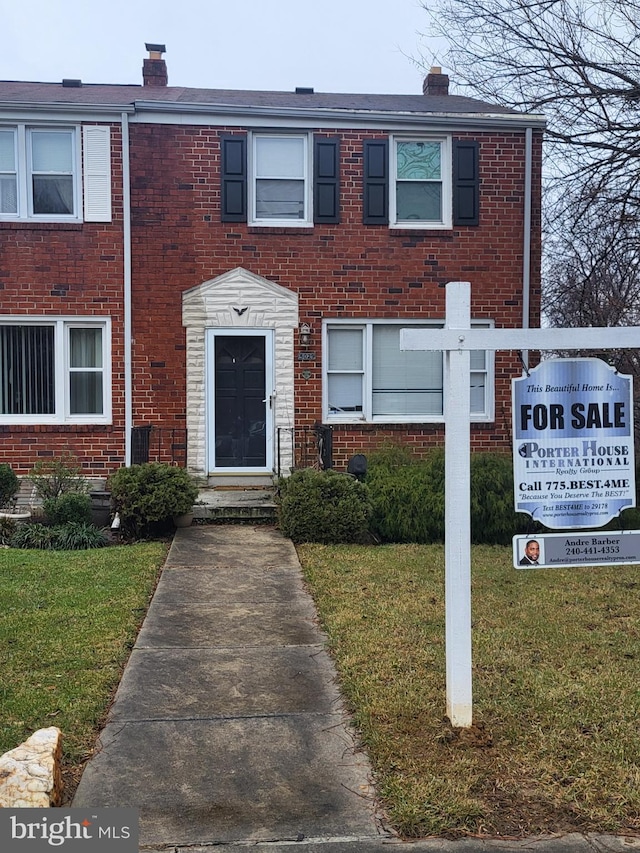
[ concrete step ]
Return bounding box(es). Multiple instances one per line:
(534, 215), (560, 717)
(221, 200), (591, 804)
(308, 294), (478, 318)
(193, 488), (277, 523)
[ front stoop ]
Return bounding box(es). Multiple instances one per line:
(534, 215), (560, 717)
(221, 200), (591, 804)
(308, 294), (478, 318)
(193, 488), (277, 523)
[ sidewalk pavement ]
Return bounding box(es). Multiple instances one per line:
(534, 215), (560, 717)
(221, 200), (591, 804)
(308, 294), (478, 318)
(73, 525), (639, 853)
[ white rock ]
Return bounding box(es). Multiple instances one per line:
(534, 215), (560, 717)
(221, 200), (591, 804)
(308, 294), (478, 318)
(0, 727), (63, 807)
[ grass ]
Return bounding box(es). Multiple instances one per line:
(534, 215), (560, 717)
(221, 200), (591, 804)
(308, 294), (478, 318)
(297, 543), (640, 839)
(0, 542), (168, 799)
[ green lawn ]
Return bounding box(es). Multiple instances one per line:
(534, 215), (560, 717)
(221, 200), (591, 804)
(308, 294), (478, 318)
(297, 543), (640, 838)
(0, 543), (167, 797)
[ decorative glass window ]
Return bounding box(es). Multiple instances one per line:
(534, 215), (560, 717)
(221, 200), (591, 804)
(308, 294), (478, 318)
(0, 318), (110, 423)
(324, 320), (493, 423)
(251, 134), (310, 225)
(391, 137), (451, 228)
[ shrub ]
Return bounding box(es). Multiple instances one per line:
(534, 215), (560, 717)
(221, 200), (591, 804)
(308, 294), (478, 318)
(10, 521), (108, 550)
(0, 463), (19, 509)
(52, 522), (108, 550)
(277, 468), (372, 543)
(42, 492), (92, 526)
(365, 442), (530, 545)
(28, 454), (88, 501)
(366, 445), (445, 543)
(0, 515), (16, 545)
(109, 463), (199, 538)
(10, 523), (55, 550)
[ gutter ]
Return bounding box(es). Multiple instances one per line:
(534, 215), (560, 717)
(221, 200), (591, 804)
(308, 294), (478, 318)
(121, 112), (133, 466)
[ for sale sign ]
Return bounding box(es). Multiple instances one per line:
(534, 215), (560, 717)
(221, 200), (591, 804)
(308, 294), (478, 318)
(513, 358), (635, 529)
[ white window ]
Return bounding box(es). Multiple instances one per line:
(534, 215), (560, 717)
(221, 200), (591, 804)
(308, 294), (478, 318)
(250, 133), (311, 226)
(0, 124), (111, 222)
(391, 137), (451, 228)
(0, 318), (111, 424)
(323, 320), (493, 423)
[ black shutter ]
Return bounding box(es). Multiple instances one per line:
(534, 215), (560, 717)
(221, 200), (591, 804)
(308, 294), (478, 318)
(221, 134), (247, 222)
(453, 140), (480, 226)
(314, 136), (340, 223)
(363, 139), (388, 225)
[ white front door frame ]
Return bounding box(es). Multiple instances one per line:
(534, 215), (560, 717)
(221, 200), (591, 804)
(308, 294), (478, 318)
(205, 327), (275, 474)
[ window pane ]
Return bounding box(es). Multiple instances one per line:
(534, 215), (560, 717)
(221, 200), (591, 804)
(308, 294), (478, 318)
(328, 374), (363, 413)
(396, 182), (442, 221)
(33, 175), (74, 215)
(70, 328), (102, 368)
(256, 137), (304, 177)
(31, 131), (73, 172)
(328, 328), (363, 371)
(397, 141), (441, 180)
(470, 349), (485, 370)
(0, 177), (17, 213)
(0, 325), (55, 415)
(70, 373), (103, 414)
(0, 131), (15, 171)
(471, 371), (486, 413)
(256, 179), (304, 219)
(372, 325), (443, 417)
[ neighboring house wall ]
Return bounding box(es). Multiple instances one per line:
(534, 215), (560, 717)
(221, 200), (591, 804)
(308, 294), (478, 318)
(0, 122), (126, 475)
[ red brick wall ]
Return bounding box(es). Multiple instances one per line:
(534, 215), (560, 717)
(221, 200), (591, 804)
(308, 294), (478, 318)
(129, 124), (542, 469)
(0, 123), (126, 476)
(0, 119), (542, 476)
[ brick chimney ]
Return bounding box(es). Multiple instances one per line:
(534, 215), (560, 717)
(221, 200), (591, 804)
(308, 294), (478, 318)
(143, 43), (168, 87)
(423, 66), (449, 96)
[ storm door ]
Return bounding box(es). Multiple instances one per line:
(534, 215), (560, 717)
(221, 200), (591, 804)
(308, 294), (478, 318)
(207, 330), (273, 471)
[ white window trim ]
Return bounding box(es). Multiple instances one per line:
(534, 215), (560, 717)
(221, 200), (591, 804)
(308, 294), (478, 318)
(248, 132), (312, 227)
(390, 135), (452, 230)
(0, 125), (82, 222)
(0, 316), (111, 424)
(322, 318), (494, 424)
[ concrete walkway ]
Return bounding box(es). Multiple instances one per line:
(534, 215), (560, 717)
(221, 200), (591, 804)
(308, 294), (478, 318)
(73, 525), (639, 853)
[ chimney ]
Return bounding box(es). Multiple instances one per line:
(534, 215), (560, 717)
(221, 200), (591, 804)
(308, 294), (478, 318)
(423, 66), (449, 96)
(143, 43), (168, 87)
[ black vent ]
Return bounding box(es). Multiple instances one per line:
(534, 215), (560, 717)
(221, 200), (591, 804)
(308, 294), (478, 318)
(62, 79), (82, 88)
(295, 87), (314, 94)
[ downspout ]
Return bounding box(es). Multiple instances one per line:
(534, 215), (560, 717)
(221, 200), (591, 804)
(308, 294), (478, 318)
(521, 126), (533, 370)
(121, 112), (133, 465)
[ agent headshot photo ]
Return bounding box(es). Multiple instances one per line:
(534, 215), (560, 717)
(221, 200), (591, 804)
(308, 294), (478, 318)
(519, 539), (541, 566)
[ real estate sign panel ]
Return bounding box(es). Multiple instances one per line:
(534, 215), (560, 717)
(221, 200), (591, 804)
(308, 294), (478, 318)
(512, 358), (635, 529)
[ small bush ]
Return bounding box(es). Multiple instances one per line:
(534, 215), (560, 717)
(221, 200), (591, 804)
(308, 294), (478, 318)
(277, 468), (372, 543)
(0, 463), (19, 508)
(42, 492), (92, 526)
(29, 454), (88, 501)
(366, 446), (445, 543)
(109, 463), (199, 538)
(365, 442), (530, 545)
(10, 523), (55, 550)
(52, 522), (108, 550)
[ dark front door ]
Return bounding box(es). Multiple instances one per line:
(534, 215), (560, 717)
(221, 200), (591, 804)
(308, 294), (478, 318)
(214, 335), (267, 468)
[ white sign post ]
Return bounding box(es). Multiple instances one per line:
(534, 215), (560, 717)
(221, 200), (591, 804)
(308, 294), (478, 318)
(401, 281), (640, 728)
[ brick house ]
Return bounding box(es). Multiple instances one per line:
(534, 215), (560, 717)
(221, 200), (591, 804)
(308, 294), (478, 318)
(0, 46), (544, 484)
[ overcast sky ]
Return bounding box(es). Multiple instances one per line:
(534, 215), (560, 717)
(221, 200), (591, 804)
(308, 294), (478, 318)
(1, 0), (444, 95)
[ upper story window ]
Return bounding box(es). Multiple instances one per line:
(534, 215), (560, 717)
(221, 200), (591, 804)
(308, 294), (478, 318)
(0, 124), (111, 223)
(392, 138), (451, 227)
(363, 137), (480, 228)
(250, 133), (311, 226)
(0, 318), (111, 424)
(323, 319), (493, 424)
(220, 133), (340, 225)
